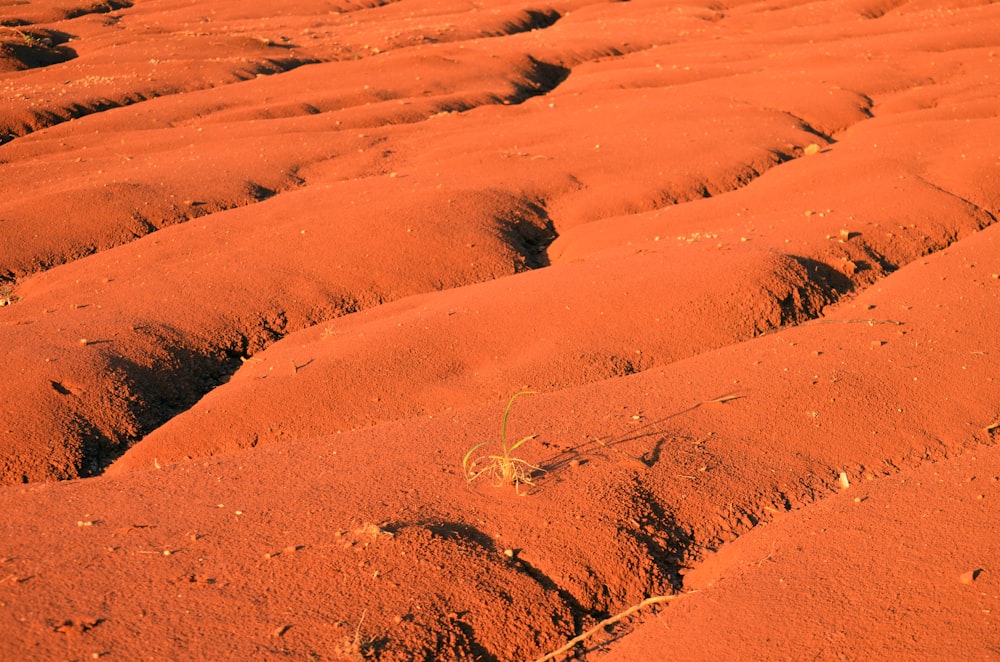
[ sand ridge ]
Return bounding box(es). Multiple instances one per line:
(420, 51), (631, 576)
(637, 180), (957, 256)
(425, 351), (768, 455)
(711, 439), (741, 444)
(1, 0), (998, 658)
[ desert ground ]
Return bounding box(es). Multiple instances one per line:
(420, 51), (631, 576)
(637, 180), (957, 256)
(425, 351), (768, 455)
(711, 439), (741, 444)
(1, 0), (998, 659)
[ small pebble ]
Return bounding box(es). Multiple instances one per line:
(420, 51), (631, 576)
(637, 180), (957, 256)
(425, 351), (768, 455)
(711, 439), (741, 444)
(959, 569), (980, 584)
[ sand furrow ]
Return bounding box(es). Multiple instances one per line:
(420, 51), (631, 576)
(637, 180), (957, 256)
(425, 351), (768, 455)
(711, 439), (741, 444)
(0, 0), (998, 658)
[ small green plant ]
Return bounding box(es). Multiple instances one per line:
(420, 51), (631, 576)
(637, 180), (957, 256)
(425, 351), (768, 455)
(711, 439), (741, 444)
(0, 282), (17, 306)
(462, 391), (543, 492)
(1, 26), (40, 46)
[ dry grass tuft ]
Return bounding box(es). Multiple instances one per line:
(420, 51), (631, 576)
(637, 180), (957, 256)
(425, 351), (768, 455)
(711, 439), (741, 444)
(462, 391), (543, 493)
(0, 282), (18, 307)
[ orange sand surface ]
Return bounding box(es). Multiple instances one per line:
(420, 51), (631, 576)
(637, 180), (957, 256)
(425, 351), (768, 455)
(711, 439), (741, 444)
(1, 0), (998, 658)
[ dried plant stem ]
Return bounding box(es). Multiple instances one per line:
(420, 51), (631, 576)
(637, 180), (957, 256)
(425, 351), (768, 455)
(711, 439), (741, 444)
(0, 26), (36, 43)
(804, 318), (903, 326)
(594, 437), (643, 464)
(534, 593), (692, 662)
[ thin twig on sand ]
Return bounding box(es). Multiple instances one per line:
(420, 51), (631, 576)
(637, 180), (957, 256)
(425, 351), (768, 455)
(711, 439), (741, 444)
(534, 593), (693, 662)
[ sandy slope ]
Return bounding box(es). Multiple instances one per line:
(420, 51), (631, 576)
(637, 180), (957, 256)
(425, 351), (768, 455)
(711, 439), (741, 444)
(1, 0), (998, 659)
(599, 442), (1000, 661)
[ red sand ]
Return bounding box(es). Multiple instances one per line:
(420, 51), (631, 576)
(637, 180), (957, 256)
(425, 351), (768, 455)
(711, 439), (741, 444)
(1, 0), (998, 659)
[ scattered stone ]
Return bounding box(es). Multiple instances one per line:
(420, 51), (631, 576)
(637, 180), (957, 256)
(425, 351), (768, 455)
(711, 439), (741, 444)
(959, 569), (982, 584)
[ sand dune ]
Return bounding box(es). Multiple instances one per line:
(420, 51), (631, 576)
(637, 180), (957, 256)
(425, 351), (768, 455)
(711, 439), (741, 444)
(1, 0), (998, 658)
